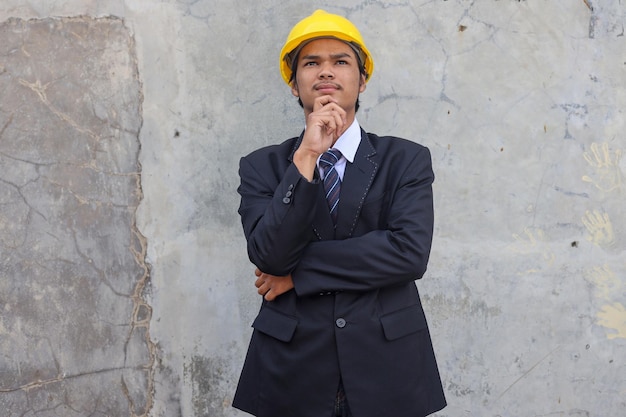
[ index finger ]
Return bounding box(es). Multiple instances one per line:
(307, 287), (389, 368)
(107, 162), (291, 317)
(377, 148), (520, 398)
(313, 95), (338, 112)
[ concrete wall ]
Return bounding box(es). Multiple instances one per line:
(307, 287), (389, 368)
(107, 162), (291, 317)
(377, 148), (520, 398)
(0, 1), (624, 416)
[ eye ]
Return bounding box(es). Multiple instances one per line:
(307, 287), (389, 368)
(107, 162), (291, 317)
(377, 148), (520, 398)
(303, 61), (317, 67)
(336, 60), (348, 65)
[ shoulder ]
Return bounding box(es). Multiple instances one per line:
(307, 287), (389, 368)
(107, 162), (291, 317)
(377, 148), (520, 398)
(365, 132), (430, 158)
(363, 132), (433, 180)
(242, 136), (300, 164)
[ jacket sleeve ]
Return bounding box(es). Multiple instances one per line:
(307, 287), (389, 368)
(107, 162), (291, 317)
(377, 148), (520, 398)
(237, 156), (321, 276)
(291, 146), (435, 296)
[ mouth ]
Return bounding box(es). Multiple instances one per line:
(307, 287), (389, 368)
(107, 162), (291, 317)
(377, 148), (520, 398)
(314, 82), (340, 92)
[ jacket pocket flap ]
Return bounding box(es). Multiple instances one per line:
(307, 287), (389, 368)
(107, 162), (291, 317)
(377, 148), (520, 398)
(380, 304), (427, 341)
(252, 307), (298, 342)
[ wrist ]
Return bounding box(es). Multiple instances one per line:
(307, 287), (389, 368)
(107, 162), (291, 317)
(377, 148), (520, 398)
(293, 148), (319, 181)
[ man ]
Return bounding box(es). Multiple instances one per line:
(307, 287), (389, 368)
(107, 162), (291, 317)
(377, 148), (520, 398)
(233, 9), (446, 417)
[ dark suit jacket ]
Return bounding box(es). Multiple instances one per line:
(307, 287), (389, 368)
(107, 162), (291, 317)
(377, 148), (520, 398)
(233, 129), (446, 417)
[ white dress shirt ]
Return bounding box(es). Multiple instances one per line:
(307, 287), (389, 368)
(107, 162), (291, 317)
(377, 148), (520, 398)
(316, 118), (361, 181)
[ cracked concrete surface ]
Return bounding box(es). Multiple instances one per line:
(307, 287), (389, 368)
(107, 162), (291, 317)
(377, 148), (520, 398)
(0, 1), (625, 417)
(0, 16), (154, 416)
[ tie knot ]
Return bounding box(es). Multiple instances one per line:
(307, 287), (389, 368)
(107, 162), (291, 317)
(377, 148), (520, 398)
(319, 149), (342, 168)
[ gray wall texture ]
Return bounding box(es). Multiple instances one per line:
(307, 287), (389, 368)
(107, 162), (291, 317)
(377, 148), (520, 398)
(0, 1), (624, 416)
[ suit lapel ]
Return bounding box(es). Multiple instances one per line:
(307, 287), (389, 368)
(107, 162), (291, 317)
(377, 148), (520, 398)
(311, 186), (335, 240)
(290, 131), (335, 240)
(335, 130), (378, 239)
(294, 130), (379, 241)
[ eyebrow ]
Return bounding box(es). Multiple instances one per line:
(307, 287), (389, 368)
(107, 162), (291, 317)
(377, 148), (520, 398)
(301, 52), (354, 61)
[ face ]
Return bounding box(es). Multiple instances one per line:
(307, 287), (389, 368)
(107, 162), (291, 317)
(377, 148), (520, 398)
(290, 38), (367, 117)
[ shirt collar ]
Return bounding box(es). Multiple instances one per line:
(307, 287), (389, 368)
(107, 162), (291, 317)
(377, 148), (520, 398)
(331, 118), (361, 163)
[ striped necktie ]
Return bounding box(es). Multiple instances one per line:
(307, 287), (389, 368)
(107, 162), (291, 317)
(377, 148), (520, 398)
(319, 148), (342, 225)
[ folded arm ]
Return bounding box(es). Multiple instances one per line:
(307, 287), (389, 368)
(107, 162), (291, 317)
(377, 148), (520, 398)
(292, 152), (434, 296)
(238, 143), (434, 299)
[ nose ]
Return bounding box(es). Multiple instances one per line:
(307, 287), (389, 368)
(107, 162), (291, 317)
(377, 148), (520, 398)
(318, 61), (334, 79)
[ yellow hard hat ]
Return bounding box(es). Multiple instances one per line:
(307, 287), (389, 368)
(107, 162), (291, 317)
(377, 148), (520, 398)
(279, 9), (374, 85)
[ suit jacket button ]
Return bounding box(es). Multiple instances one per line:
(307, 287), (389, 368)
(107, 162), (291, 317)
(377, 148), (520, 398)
(285, 190), (292, 197)
(282, 197), (290, 204)
(335, 318), (346, 328)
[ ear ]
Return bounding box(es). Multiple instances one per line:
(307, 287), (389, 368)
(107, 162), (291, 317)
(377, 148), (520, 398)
(291, 81), (299, 97)
(359, 74), (367, 93)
